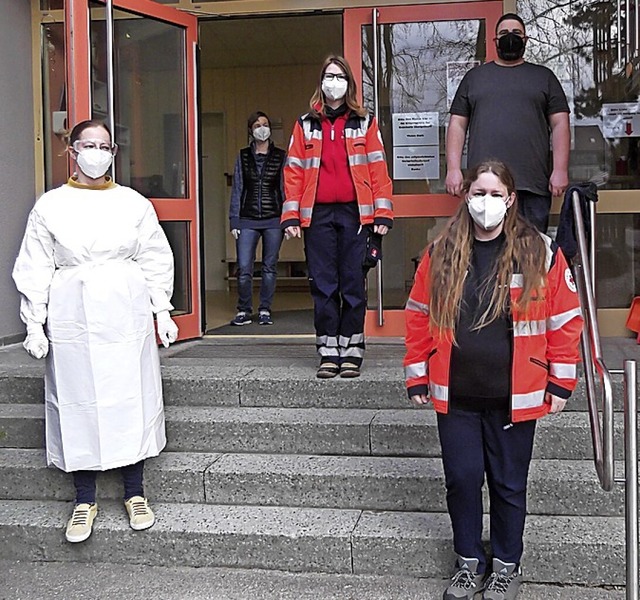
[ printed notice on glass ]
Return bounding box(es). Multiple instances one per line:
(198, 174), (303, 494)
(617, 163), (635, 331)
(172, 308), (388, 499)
(393, 146), (439, 180)
(392, 112), (439, 179)
(602, 103), (640, 138)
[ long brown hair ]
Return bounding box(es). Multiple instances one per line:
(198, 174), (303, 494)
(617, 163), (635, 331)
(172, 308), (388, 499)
(309, 55), (367, 119)
(429, 160), (547, 337)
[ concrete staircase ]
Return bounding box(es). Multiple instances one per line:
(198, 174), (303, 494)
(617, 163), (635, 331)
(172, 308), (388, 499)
(0, 338), (633, 597)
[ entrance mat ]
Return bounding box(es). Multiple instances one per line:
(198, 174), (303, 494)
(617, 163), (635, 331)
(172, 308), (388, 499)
(206, 309), (314, 336)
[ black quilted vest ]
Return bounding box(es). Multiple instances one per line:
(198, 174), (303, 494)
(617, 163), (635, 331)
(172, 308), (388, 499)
(239, 143), (286, 219)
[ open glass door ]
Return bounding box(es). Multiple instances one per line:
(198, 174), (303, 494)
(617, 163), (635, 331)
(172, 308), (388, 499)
(65, 0), (201, 339)
(344, 3), (503, 336)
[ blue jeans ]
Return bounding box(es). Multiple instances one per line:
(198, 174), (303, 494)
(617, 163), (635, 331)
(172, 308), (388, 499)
(517, 190), (552, 233)
(72, 460), (145, 503)
(236, 227), (283, 313)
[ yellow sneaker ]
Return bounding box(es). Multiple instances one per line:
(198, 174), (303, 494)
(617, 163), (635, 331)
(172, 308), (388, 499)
(124, 496), (155, 531)
(65, 503), (98, 543)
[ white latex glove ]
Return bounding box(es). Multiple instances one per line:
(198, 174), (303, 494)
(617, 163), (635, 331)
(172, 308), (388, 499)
(546, 392), (567, 414)
(284, 226), (301, 239)
(23, 323), (49, 359)
(231, 229), (240, 240)
(410, 394), (430, 407)
(156, 310), (179, 348)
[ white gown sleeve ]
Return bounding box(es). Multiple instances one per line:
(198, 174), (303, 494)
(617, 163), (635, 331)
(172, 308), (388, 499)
(12, 209), (56, 327)
(135, 202), (175, 314)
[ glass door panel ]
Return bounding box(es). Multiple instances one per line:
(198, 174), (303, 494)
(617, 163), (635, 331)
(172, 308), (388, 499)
(345, 3), (503, 336)
(66, 0), (200, 338)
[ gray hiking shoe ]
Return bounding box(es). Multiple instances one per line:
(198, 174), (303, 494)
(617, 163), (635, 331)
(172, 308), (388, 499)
(483, 558), (522, 600)
(443, 556), (485, 600)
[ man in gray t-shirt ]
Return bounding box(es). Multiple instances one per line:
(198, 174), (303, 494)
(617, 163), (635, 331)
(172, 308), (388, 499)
(445, 13), (570, 233)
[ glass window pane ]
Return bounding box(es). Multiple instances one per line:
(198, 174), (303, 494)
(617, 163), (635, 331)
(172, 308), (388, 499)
(362, 20), (486, 195)
(161, 221), (191, 315)
(89, 6), (187, 197)
(367, 217), (450, 310)
(41, 22), (68, 191)
(517, 0), (640, 190)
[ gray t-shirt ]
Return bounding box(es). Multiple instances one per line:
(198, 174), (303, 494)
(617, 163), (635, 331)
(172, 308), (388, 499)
(450, 61), (570, 195)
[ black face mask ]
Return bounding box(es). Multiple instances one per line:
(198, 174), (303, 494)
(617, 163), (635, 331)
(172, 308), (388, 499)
(497, 32), (525, 61)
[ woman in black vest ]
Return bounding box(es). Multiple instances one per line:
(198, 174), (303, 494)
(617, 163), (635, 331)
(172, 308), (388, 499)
(229, 111), (286, 326)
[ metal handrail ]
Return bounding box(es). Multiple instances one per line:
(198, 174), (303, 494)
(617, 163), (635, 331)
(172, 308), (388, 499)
(570, 191), (615, 490)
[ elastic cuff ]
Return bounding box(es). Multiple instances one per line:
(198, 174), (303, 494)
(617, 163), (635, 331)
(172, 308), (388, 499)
(407, 384), (429, 399)
(281, 218), (300, 230)
(546, 381), (571, 399)
(373, 217), (393, 229)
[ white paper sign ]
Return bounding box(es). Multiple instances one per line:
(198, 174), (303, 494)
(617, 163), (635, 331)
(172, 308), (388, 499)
(602, 102), (640, 138)
(392, 112), (439, 146)
(393, 146), (439, 180)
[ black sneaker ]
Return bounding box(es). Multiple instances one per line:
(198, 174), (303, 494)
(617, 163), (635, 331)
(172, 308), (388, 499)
(230, 311), (252, 326)
(258, 310), (273, 325)
(483, 558), (522, 600)
(443, 556), (485, 600)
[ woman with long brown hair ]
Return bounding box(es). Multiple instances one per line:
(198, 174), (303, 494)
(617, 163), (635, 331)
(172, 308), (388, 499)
(282, 55), (393, 378)
(404, 160), (582, 600)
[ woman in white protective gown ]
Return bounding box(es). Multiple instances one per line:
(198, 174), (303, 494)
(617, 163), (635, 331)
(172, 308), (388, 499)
(12, 120), (179, 543)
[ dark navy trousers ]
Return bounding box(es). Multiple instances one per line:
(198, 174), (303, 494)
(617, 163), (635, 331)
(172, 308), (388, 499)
(304, 202), (368, 365)
(437, 408), (536, 574)
(72, 459), (145, 504)
(517, 190), (551, 233)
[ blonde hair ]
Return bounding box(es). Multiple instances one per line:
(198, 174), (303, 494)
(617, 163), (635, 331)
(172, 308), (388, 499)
(429, 160), (547, 338)
(309, 55), (367, 119)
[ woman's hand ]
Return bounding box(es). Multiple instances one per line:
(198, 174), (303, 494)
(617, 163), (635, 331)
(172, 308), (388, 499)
(546, 392), (567, 414)
(374, 224), (389, 236)
(156, 310), (179, 348)
(285, 226), (301, 239)
(23, 323), (49, 359)
(410, 394), (430, 406)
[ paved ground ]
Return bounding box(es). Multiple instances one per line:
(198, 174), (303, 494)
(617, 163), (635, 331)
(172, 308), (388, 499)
(0, 560), (626, 600)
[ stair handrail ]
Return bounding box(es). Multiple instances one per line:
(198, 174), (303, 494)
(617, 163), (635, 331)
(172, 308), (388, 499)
(569, 190), (615, 491)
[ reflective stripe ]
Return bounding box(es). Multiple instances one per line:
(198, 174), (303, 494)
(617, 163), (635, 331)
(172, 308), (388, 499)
(513, 389), (545, 409)
(548, 306), (582, 331)
(405, 362), (426, 379)
(550, 362), (577, 379)
(374, 197), (393, 211)
(318, 347), (340, 357)
(430, 383), (448, 401)
(348, 154), (368, 166)
(339, 333), (365, 346)
(282, 200), (300, 213)
(359, 204), (374, 217)
(302, 118), (322, 141)
(513, 319), (546, 337)
(405, 297), (429, 315)
(341, 347), (365, 358)
(367, 151), (385, 164)
(510, 274), (524, 288)
(301, 207), (313, 219)
(286, 156), (305, 169)
(316, 335), (338, 347)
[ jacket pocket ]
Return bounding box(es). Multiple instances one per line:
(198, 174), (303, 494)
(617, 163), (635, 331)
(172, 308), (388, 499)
(529, 357), (550, 371)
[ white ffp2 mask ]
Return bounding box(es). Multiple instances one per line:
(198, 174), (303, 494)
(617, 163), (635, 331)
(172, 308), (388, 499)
(76, 148), (113, 179)
(467, 195), (508, 230)
(253, 126), (271, 142)
(322, 79), (348, 102)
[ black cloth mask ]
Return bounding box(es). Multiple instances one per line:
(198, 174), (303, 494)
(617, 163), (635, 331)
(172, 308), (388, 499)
(497, 32), (525, 61)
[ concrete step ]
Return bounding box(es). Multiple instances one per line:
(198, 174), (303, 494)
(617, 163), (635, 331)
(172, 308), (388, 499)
(0, 403), (632, 460)
(0, 449), (624, 516)
(0, 368), (633, 412)
(0, 500), (625, 585)
(0, 559), (625, 600)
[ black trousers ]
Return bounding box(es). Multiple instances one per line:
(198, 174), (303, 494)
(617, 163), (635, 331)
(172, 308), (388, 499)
(517, 190), (552, 233)
(437, 408), (536, 574)
(72, 459), (145, 504)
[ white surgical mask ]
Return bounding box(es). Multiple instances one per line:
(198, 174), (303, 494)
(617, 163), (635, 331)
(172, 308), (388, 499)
(322, 78), (349, 102)
(76, 148), (113, 179)
(252, 126), (271, 142)
(467, 194), (508, 230)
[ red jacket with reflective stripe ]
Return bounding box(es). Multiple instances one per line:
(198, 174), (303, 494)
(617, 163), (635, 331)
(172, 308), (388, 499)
(281, 110), (394, 229)
(403, 236), (583, 423)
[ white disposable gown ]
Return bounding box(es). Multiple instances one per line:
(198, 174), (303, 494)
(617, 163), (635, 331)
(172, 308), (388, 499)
(12, 180), (173, 472)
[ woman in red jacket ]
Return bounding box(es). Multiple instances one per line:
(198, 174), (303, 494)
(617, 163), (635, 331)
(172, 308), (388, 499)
(283, 55), (393, 378)
(404, 160), (582, 600)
